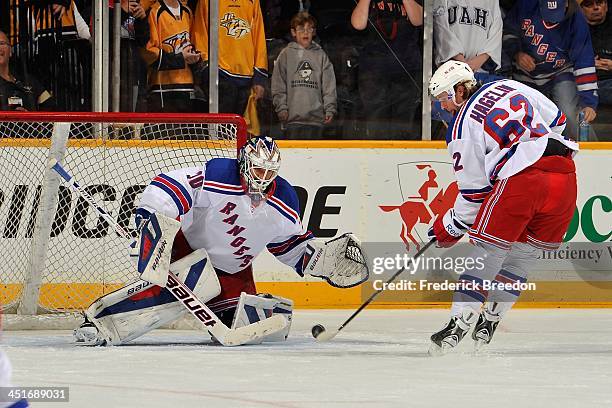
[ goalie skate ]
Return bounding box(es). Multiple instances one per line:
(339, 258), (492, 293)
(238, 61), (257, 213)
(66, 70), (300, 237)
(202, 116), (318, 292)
(428, 309), (477, 356)
(74, 314), (105, 346)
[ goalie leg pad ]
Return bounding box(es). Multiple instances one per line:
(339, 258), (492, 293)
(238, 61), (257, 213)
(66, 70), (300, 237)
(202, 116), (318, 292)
(78, 253), (220, 345)
(85, 298), (188, 346)
(231, 293), (293, 344)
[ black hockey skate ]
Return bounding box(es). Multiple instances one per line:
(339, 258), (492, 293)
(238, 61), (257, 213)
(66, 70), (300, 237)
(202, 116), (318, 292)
(428, 310), (477, 356)
(472, 312), (499, 351)
(472, 303), (504, 351)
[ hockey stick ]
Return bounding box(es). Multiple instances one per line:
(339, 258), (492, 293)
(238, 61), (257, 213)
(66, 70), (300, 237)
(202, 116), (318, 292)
(312, 239), (436, 342)
(50, 159), (287, 346)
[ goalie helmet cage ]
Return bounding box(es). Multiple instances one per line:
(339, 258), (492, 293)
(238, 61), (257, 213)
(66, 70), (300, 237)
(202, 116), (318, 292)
(0, 112), (247, 329)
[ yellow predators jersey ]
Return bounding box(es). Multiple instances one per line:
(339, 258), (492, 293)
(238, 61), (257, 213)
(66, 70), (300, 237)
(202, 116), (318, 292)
(32, 0), (77, 39)
(142, 1), (195, 93)
(192, 0), (268, 86)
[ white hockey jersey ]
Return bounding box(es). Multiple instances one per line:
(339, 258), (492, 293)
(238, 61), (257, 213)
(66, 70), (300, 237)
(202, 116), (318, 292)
(446, 79), (579, 225)
(137, 158), (313, 274)
(433, 0), (503, 71)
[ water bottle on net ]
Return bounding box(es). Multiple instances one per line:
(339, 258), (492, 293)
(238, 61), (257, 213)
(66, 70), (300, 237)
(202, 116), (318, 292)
(578, 111), (590, 142)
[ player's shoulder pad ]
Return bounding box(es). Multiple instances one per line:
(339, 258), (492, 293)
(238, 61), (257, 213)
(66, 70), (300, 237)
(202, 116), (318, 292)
(267, 176), (301, 224)
(203, 158), (244, 196)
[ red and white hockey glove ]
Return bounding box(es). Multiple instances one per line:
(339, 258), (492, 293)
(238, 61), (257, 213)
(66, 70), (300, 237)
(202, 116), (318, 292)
(427, 209), (469, 248)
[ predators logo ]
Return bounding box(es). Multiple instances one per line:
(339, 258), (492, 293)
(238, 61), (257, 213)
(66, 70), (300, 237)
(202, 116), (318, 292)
(220, 12), (251, 39)
(162, 31), (191, 53)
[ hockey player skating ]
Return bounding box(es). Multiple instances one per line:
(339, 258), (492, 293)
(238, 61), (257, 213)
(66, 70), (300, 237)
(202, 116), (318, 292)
(74, 136), (368, 346)
(426, 61), (578, 354)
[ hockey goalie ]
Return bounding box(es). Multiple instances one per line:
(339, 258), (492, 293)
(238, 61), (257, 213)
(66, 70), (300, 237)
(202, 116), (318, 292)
(74, 136), (368, 346)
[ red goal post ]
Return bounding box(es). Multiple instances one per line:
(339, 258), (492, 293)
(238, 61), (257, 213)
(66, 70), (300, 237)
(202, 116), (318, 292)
(0, 112), (247, 326)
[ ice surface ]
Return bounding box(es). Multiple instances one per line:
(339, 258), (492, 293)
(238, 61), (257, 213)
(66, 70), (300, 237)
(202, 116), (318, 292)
(4, 309), (612, 408)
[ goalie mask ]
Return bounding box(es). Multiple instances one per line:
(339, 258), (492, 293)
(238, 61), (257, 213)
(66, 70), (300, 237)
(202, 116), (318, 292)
(428, 60), (476, 103)
(239, 136), (281, 200)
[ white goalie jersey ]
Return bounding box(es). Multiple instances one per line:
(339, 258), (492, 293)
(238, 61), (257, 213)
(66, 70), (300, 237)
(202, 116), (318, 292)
(136, 158), (314, 274)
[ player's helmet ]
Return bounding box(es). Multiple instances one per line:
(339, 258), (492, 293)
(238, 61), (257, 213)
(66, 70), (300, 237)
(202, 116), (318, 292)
(238, 136), (281, 197)
(428, 60), (476, 100)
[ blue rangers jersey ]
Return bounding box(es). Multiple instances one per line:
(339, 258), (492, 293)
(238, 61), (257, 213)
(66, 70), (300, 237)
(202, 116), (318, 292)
(445, 79), (579, 225)
(136, 158), (313, 274)
(503, 0), (598, 109)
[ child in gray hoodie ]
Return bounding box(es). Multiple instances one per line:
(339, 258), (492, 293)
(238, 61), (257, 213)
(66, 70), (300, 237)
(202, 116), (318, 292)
(271, 12), (337, 139)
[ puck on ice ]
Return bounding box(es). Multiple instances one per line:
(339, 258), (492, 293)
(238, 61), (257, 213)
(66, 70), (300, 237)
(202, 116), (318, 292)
(311, 324), (325, 338)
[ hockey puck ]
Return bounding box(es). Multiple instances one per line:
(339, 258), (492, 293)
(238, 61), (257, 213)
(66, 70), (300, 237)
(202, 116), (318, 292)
(311, 324), (326, 338)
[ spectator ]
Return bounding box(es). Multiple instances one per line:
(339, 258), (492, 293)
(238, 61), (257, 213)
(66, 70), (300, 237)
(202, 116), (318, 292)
(32, 0), (91, 111)
(192, 0), (268, 115)
(5, 0), (91, 111)
(33, 0), (88, 39)
(579, 0), (612, 106)
(0, 30), (54, 111)
(351, 0), (423, 140)
(431, 0), (504, 130)
(141, 0), (201, 112)
(433, 0), (503, 83)
(110, 0), (149, 112)
(271, 12), (337, 139)
(503, 0), (598, 140)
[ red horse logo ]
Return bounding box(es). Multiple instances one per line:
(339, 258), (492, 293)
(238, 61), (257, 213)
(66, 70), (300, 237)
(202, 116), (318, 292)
(380, 164), (458, 251)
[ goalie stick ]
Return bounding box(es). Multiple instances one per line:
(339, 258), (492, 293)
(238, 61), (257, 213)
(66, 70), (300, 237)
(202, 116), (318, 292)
(312, 239), (436, 342)
(49, 159), (287, 346)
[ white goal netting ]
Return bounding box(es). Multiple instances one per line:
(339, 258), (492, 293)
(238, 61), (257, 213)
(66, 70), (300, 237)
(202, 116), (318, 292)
(0, 112), (246, 327)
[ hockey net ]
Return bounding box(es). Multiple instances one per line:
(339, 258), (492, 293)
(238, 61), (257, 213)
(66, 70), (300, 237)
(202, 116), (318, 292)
(0, 112), (247, 329)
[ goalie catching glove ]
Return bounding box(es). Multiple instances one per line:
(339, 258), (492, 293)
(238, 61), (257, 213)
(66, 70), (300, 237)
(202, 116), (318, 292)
(302, 233), (369, 288)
